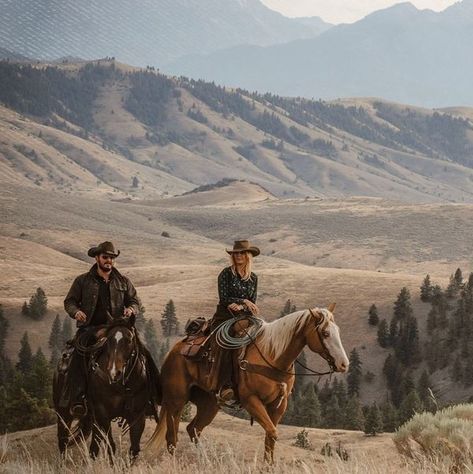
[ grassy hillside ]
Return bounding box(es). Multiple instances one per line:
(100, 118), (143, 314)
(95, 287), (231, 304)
(1, 60), (473, 202)
(2, 180), (473, 405)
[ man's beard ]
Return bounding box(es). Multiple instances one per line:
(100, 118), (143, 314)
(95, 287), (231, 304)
(98, 262), (112, 273)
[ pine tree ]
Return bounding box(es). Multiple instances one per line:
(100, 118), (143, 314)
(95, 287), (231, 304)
(16, 332), (33, 374)
(144, 319), (161, 363)
(399, 390), (423, 424)
(27, 287), (48, 320)
(28, 348), (52, 401)
(0, 305), (8, 356)
(48, 314), (62, 354)
(417, 370), (430, 403)
(21, 301), (29, 316)
(426, 307), (438, 334)
(159, 338), (170, 365)
(279, 299), (297, 318)
(160, 299), (179, 337)
(393, 288), (413, 321)
(377, 319), (389, 348)
(61, 316), (73, 346)
(389, 318), (398, 346)
(446, 268), (463, 298)
(394, 315), (421, 366)
(301, 383), (321, 427)
(380, 400), (399, 432)
(420, 275), (433, 302)
(452, 355), (463, 383)
(364, 403), (383, 436)
(344, 396), (365, 430)
(347, 348), (362, 397)
(323, 395), (342, 428)
(135, 303), (146, 332)
(368, 304), (379, 326)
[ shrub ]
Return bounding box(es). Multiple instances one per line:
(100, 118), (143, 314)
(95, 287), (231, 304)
(394, 403), (473, 471)
(293, 429), (312, 450)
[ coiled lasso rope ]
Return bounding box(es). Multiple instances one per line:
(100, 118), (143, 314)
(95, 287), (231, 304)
(214, 315), (264, 349)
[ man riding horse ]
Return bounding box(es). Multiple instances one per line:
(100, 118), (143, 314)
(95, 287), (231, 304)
(62, 241), (159, 416)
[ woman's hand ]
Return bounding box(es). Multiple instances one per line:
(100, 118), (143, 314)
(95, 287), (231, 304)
(243, 300), (259, 316)
(228, 303), (242, 313)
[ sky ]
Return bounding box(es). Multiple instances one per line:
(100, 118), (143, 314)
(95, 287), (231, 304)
(260, 0), (460, 23)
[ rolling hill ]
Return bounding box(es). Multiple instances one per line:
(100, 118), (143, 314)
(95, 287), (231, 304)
(1, 60), (473, 203)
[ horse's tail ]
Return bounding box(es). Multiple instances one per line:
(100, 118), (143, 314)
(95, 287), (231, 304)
(144, 407), (168, 456)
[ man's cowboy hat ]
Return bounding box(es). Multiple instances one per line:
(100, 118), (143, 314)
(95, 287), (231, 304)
(87, 241), (120, 258)
(226, 240), (260, 257)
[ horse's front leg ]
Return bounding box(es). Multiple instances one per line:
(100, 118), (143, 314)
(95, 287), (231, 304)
(265, 394), (289, 464)
(242, 395), (278, 463)
(90, 412), (113, 461)
(128, 413), (146, 459)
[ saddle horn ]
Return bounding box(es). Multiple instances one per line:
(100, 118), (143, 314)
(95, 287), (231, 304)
(328, 302), (336, 313)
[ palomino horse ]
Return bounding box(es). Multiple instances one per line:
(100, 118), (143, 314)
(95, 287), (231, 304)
(53, 319), (160, 459)
(146, 305), (349, 462)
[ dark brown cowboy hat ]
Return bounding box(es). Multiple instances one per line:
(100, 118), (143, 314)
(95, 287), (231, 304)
(226, 240), (260, 257)
(87, 241), (120, 258)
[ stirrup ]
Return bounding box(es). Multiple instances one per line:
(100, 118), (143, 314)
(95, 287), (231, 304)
(70, 399), (88, 417)
(217, 387), (237, 406)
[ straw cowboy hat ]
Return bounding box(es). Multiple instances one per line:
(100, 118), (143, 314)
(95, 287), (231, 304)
(87, 241), (120, 258)
(226, 240), (260, 257)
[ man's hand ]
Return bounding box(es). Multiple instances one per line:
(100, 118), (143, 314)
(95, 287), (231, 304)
(243, 300), (260, 316)
(123, 307), (134, 318)
(74, 310), (87, 323)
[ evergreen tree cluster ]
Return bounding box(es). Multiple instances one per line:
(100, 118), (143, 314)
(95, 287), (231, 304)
(0, 62), (116, 130)
(124, 70), (175, 127)
(21, 287), (48, 320)
(376, 287), (421, 366)
(48, 314), (73, 365)
(422, 268), (473, 386)
(137, 302), (173, 367)
(0, 306), (55, 433)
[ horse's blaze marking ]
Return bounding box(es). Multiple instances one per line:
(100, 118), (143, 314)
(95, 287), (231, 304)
(110, 331), (123, 379)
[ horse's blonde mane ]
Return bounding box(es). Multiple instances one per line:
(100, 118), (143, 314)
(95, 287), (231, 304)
(257, 310), (310, 360)
(257, 308), (333, 360)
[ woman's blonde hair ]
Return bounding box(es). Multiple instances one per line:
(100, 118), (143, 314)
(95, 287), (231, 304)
(230, 252), (253, 281)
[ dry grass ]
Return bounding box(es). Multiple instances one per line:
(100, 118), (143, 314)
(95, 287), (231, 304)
(0, 418), (465, 474)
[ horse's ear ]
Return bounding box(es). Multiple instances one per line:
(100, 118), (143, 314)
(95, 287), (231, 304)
(328, 303), (336, 313)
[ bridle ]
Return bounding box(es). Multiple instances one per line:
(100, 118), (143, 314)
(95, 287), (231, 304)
(307, 308), (337, 373)
(77, 326), (141, 386)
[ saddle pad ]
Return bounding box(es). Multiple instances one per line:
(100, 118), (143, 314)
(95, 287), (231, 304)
(180, 335), (209, 359)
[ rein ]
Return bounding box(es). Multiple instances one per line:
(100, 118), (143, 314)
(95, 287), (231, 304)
(239, 308), (335, 380)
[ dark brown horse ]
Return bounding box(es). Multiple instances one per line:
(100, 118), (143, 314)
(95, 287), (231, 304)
(146, 305), (349, 463)
(53, 319), (160, 459)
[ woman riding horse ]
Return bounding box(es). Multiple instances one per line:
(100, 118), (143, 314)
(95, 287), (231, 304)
(211, 239), (261, 402)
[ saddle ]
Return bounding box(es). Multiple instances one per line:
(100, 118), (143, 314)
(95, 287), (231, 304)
(180, 317), (212, 360)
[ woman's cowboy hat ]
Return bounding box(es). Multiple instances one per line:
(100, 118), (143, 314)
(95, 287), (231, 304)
(226, 240), (260, 257)
(87, 241), (120, 258)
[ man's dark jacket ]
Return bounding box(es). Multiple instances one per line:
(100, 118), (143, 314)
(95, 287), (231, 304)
(64, 264), (140, 326)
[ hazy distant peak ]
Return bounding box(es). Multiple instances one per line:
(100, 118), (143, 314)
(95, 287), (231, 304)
(363, 2), (420, 21)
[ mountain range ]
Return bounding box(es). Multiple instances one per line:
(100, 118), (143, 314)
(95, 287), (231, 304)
(0, 0), (330, 66)
(166, 0), (473, 107)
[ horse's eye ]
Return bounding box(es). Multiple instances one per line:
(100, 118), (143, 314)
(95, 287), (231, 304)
(322, 331), (330, 338)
